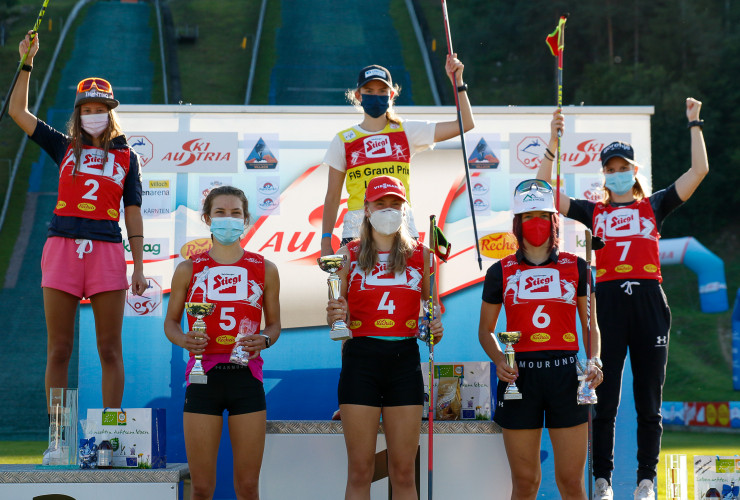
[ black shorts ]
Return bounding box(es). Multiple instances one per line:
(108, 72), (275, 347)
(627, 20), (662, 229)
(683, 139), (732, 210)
(184, 364), (266, 416)
(338, 337), (424, 407)
(493, 352), (588, 429)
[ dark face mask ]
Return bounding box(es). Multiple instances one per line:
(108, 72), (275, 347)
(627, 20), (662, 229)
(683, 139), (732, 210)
(360, 94), (390, 118)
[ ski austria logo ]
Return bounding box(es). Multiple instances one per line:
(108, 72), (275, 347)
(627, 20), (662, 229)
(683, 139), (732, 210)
(162, 138), (231, 167)
(258, 181), (279, 195)
(517, 269), (561, 299)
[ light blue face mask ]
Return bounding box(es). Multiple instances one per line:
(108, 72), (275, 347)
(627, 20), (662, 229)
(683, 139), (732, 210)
(604, 170), (636, 195)
(210, 217), (244, 245)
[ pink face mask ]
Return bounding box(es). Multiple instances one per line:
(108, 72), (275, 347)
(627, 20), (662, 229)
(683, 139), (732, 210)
(522, 217), (551, 247)
(80, 113), (109, 138)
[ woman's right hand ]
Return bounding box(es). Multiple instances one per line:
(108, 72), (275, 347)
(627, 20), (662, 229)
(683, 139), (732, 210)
(326, 297), (348, 325)
(182, 331), (209, 354)
(495, 357), (518, 384)
(19, 30), (39, 62)
(550, 109), (564, 141)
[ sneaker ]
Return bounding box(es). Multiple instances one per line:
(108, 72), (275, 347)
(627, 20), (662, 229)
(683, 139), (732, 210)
(593, 478), (613, 500)
(634, 479), (655, 500)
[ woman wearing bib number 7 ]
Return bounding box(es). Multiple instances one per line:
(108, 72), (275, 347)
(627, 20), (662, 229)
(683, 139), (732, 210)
(536, 98), (709, 500)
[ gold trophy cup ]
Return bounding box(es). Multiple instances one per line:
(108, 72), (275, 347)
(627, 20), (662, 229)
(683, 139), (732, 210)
(497, 331), (523, 400)
(185, 302), (216, 384)
(317, 254), (352, 341)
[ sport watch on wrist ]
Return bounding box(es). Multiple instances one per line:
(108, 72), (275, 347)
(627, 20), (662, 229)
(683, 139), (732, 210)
(456, 83), (468, 93)
(260, 334), (271, 349)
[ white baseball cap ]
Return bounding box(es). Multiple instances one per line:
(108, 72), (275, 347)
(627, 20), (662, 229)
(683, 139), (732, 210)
(512, 179), (556, 214)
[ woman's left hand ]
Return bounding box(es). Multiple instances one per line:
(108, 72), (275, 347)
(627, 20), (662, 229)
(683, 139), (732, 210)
(130, 270), (147, 296)
(237, 333), (268, 359)
(445, 53), (464, 86)
(585, 364), (603, 389)
(428, 317), (444, 343)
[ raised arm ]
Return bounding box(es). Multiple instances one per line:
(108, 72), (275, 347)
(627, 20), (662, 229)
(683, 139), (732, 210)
(433, 54), (475, 142)
(321, 166), (346, 256)
(535, 110), (570, 215)
(674, 97), (709, 201)
(9, 31), (40, 135)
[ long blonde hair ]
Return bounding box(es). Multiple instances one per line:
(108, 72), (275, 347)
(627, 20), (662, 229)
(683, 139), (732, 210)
(345, 84), (403, 126)
(356, 205), (416, 274)
(66, 107), (124, 174)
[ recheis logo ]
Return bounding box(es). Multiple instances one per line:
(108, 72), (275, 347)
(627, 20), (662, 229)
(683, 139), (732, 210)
(161, 138), (231, 167)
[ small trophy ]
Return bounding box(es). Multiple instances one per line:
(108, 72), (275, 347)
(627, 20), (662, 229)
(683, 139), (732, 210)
(317, 255), (352, 341)
(185, 302), (216, 384)
(42, 388), (78, 466)
(497, 331), (522, 400)
(577, 358), (599, 405)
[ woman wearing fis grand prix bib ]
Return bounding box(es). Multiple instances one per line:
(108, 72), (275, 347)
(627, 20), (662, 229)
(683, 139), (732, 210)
(320, 56), (474, 255)
(537, 98), (708, 500)
(326, 176), (443, 499)
(8, 32), (146, 423)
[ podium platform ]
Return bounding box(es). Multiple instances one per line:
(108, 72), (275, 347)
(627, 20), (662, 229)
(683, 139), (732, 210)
(0, 463), (189, 500)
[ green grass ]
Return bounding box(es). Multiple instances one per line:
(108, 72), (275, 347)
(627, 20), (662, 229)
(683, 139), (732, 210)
(390, 0), (434, 105)
(661, 226), (740, 402)
(248, 0), (280, 104)
(657, 430), (740, 500)
(0, 440), (45, 464)
(170, 0), (261, 104)
(149, 3), (165, 104)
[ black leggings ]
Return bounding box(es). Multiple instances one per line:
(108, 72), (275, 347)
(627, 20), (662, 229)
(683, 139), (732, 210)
(592, 279), (671, 484)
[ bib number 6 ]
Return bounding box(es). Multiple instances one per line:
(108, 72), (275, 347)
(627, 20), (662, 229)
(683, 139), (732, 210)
(532, 304), (551, 329)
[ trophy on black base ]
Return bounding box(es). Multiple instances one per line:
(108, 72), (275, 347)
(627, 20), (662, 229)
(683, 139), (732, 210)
(185, 302), (216, 384)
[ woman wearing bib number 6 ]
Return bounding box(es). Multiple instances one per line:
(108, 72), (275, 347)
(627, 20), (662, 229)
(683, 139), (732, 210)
(165, 186), (281, 500)
(536, 98), (708, 499)
(326, 176), (443, 499)
(478, 180), (602, 500)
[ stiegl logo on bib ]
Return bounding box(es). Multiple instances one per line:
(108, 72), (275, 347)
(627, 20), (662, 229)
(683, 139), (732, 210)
(517, 269), (561, 299)
(364, 135), (392, 157)
(606, 208), (640, 236)
(207, 267), (249, 300)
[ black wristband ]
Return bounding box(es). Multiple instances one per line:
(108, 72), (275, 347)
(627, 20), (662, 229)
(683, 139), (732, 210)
(687, 120), (704, 129)
(21, 64), (32, 73)
(456, 83), (468, 93)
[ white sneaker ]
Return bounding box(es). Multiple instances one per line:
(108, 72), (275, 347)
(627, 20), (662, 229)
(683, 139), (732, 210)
(594, 478), (613, 500)
(634, 479), (655, 500)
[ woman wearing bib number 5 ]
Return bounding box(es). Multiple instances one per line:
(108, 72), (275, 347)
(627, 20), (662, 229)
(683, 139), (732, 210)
(165, 186), (281, 500)
(536, 98), (708, 500)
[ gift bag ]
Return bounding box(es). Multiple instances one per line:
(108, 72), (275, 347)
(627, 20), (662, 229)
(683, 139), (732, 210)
(85, 408), (166, 468)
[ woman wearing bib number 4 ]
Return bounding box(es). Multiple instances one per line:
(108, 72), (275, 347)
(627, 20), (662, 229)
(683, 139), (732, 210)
(536, 98), (709, 500)
(326, 176), (443, 499)
(165, 186), (281, 500)
(8, 32), (146, 417)
(479, 179), (602, 500)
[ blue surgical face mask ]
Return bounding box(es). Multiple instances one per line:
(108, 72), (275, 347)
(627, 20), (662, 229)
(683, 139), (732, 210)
(210, 217), (244, 245)
(604, 170), (636, 195)
(360, 94), (390, 118)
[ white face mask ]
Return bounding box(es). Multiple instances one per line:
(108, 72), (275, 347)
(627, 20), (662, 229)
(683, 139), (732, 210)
(80, 113), (109, 138)
(369, 208), (403, 235)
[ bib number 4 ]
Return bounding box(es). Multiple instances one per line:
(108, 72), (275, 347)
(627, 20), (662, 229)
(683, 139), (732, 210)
(378, 291), (396, 314)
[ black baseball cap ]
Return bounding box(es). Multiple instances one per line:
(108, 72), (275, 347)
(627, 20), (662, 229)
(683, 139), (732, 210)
(357, 65), (393, 89)
(600, 141), (636, 167)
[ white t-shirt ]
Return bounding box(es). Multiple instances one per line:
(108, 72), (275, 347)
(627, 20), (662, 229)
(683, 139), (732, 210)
(323, 120), (437, 239)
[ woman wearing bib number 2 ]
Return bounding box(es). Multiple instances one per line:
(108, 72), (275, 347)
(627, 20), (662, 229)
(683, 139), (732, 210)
(478, 179), (602, 500)
(8, 32), (146, 417)
(326, 176), (443, 499)
(320, 55), (474, 255)
(537, 98), (708, 500)
(165, 186), (281, 500)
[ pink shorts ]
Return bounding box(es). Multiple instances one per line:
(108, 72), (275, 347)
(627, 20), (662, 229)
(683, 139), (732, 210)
(41, 236), (128, 299)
